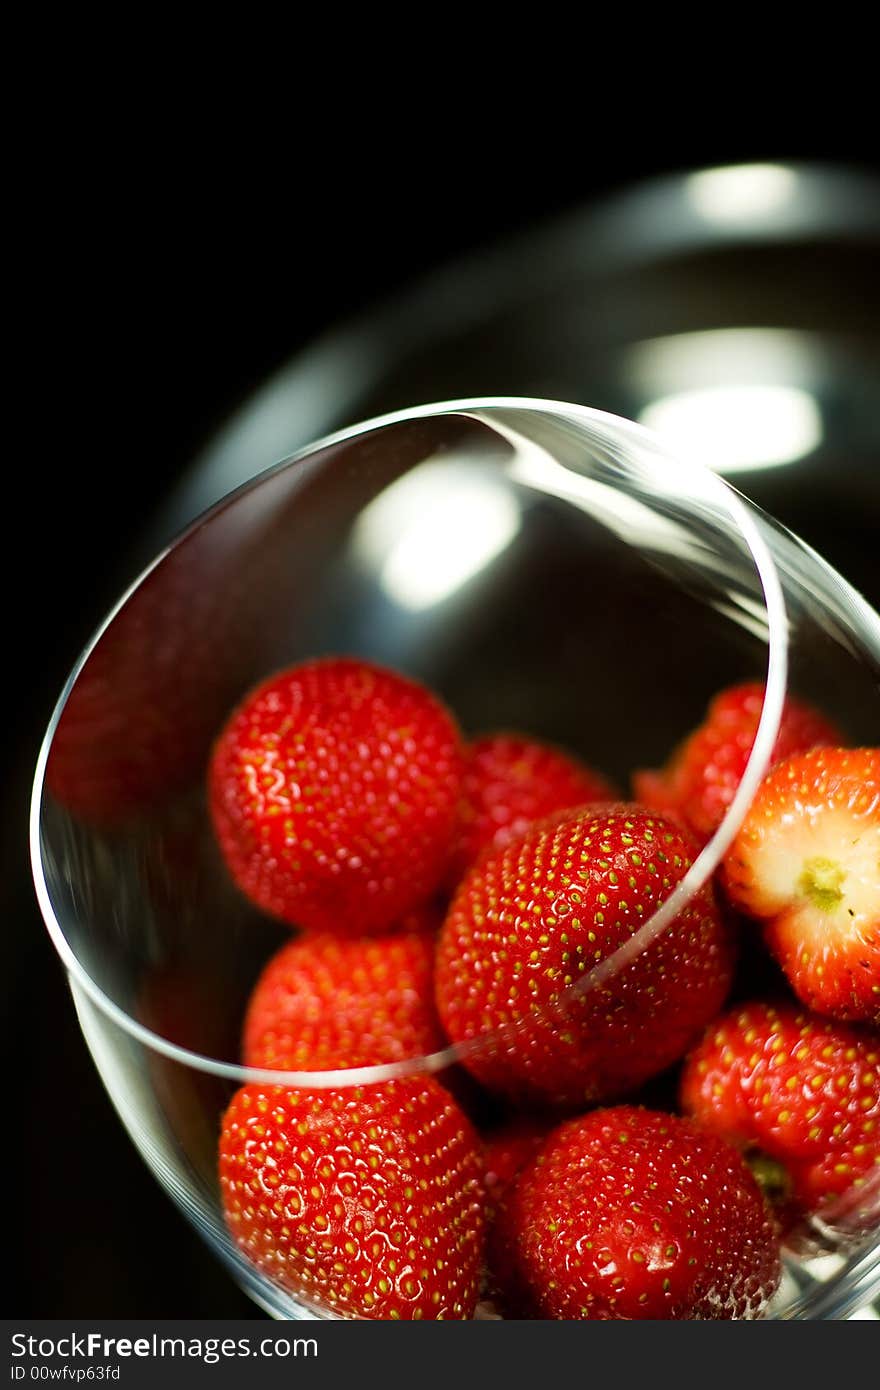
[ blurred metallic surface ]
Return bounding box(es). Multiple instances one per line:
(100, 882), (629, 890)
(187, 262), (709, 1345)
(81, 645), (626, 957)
(147, 162), (880, 607)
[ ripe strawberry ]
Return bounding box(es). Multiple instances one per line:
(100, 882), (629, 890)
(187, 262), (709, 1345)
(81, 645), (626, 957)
(209, 658), (464, 934)
(451, 733), (615, 881)
(242, 904), (444, 1070)
(722, 747), (880, 1023)
(633, 682), (841, 845)
(219, 1077), (485, 1319)
(490, 1106), (781, 1319)
(435, 805), (735, 1108)
(680, 1002), (880, 1246)
(481, 1117), (550, 1233)
(483, 1117), (550, 1202)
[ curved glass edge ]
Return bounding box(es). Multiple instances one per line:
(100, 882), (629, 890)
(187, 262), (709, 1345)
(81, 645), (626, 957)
(778, 1242), (880, 1321)
(31, 397), (791, 1087)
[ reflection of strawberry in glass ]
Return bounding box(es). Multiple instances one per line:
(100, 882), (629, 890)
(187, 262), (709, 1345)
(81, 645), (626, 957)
(45, 530), (263, 827)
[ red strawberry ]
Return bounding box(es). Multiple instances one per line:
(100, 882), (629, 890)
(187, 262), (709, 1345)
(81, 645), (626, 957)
(633, 682), (841, 845)
(435, 805), (735, 1108)
(209, 658), (464, 934)
(219, 1077), (485, 1319)
(482, 1117), (550, 1215)
(451, 733), (615, 881)
(490, 1106), (781, 1319)
(722, 747), (880, 1023)
(680, 1002), (880, 1247)
(242, 905), (444, 1070)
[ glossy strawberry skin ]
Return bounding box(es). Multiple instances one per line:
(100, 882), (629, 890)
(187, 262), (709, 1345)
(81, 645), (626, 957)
(633, 682), (841, 845)
(219, 1077), (485, 1320)
(451, 733), (615, 881)
(722, 747), (880, 1024)
(242, 904), (444, 1071)
(680, 1002), (880, 1244)
(491, 1106), (781, 1319)
(435, 805), (736, 1109)
(209, 658), (464, 934)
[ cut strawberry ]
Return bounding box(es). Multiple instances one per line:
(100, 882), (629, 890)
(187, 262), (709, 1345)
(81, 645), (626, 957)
(633, 682), (841, 845)
(722, 747), (880, 1023)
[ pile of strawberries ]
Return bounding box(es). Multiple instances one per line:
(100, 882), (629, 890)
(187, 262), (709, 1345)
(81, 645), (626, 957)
(210, 658), (879, 1320)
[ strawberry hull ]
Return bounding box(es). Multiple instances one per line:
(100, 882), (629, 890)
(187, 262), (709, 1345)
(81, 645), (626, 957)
(722, 747), (880, 1025)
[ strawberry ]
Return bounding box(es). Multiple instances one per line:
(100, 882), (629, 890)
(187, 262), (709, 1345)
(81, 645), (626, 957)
(633, 682), (841, 845)
(680, 1002), (880, 1246)
(481, 1117), (551, 1240)
(435, 804), (735, 1108)
(218, 1077), (485, 1319)
(722, 747), (880, 1023)
(242, 904), (444, 1070)
(451, 733), (615, 881)
(490, 1106), (781, 1319)
(208, 658), (464, 934)
(482, 1117), (550, 1203)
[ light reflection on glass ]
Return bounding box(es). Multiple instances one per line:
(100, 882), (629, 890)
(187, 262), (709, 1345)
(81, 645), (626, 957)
(685, 163), (799, 223)
(639, 385), (823, 473)
(505, 435), (707, 563)
(353, 460), (521, 611)
(627, 328), (825, 396)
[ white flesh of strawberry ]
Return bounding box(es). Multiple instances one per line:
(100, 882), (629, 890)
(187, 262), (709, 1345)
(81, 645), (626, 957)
(743, 806), (880, 937)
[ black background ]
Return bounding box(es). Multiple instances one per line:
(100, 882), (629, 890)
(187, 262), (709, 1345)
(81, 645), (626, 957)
(7, 127), (879, 1317)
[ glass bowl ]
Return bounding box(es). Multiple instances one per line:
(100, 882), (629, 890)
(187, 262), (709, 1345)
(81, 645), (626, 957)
(31, 399), (880, 1320)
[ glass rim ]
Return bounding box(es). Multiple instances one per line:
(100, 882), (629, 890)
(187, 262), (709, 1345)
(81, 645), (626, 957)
(30, 396), (791, 1088)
